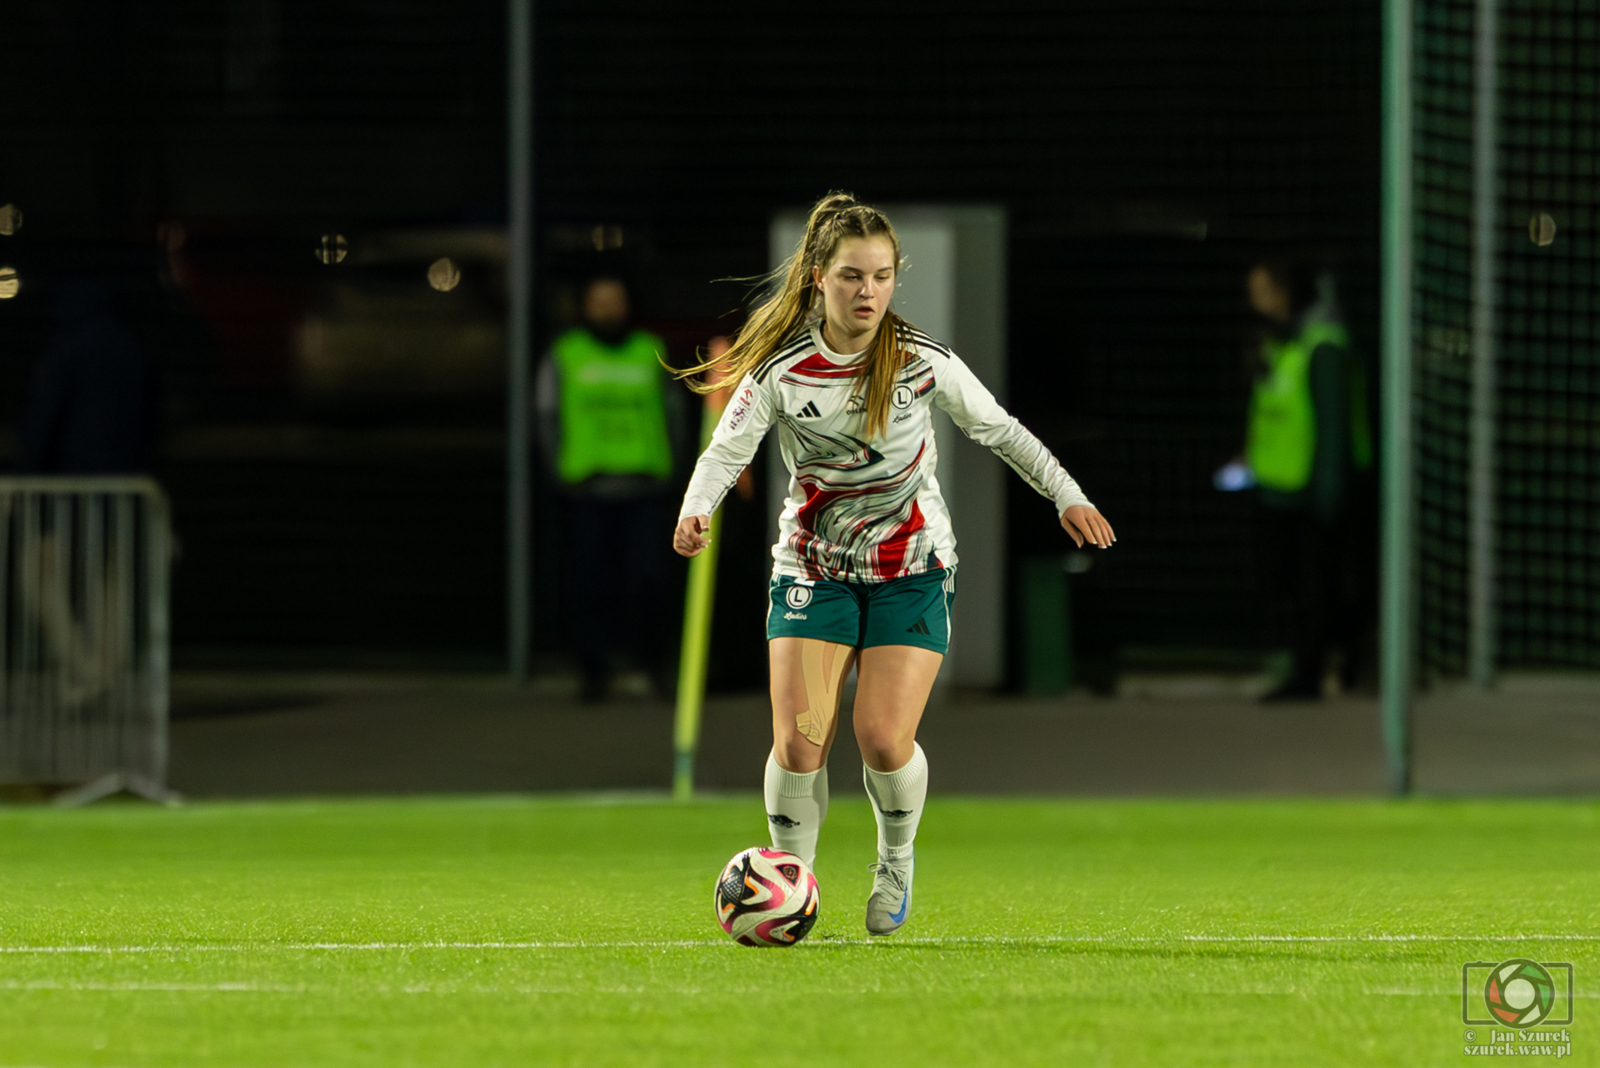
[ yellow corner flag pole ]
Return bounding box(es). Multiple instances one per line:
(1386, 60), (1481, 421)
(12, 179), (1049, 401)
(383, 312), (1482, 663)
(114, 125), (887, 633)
(673, 370), (733, 800)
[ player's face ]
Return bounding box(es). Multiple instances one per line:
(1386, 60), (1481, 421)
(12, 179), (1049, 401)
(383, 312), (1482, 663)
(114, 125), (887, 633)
(813, 236), (897, 351)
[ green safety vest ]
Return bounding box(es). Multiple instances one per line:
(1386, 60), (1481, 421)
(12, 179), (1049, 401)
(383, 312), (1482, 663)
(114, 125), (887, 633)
(553, 328), (673, 483)
(1246, 320), (1374, 492)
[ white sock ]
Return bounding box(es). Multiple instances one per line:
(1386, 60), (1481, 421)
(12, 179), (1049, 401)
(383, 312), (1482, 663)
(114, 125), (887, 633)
(763, 752), (828, 869)
(863, 742), (928, 862)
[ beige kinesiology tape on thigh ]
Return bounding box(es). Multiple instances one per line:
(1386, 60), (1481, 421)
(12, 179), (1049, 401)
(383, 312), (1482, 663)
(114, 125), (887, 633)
(794, 642), (845, 747)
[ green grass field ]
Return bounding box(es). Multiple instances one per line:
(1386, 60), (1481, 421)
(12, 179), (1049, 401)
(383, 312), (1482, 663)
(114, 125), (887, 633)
(0, 794), (1595, 1067)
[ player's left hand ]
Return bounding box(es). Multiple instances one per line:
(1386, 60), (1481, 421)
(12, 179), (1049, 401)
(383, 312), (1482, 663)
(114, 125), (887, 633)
(1060, 505), (1115, 549)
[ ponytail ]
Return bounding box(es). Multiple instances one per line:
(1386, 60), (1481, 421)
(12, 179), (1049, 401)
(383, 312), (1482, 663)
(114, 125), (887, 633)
(673, 191), (912, 439)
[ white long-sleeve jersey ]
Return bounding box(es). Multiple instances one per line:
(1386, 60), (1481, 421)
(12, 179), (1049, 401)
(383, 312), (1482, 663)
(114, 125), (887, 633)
(679, 324), (1092, 584)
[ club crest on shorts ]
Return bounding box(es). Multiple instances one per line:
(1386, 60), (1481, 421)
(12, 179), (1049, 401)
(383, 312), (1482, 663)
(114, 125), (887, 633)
(785, 585), (813, 609)
(892, 385), (914, 410)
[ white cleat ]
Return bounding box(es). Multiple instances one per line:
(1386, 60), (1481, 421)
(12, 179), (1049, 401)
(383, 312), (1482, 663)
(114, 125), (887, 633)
(865, 853), (914, 936)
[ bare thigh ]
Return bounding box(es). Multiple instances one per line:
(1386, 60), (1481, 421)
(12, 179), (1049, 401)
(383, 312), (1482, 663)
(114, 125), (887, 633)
(768, 637), (857, 773)
(853, 644), (943, 772)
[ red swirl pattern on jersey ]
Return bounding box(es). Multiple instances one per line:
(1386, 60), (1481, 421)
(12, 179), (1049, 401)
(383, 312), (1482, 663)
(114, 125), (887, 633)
(780, 353), (859, 383)
(791, 438), (931, 581)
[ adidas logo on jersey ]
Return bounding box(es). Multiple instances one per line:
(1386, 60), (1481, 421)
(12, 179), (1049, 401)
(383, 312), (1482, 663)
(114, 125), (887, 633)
(906, 619), (931, 636)
(796, 401), (822, 419)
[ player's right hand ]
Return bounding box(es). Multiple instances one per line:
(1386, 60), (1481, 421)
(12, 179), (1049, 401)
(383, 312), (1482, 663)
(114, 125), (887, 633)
(674, 514), (713, 557)
(1061, 504), (1116, 549)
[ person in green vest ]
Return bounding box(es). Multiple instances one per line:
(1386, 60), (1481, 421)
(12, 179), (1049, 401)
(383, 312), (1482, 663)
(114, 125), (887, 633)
(1243, 259), (1373, 701)
(537, 276), (682, 701)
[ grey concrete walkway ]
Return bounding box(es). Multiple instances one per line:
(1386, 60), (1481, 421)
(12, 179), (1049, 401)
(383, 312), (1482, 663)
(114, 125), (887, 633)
(166, 671), (1600, 797)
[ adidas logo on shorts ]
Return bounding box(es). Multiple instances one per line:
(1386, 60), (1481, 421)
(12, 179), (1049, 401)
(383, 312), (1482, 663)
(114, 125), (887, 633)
(906, 618), (931, 636)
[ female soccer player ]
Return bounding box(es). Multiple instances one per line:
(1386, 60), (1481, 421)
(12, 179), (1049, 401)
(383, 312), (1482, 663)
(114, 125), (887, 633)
(673, 193), (1114, 936)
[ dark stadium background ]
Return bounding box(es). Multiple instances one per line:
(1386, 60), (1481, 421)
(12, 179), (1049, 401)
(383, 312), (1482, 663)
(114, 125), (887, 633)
(0, 0), (1380, 689)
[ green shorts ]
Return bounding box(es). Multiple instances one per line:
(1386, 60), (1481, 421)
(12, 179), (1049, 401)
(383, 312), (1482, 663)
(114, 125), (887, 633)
(766, 568), (957, 655)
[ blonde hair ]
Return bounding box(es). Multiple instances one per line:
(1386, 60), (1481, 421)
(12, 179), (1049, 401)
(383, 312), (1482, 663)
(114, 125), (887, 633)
(676, 191), (913, 440)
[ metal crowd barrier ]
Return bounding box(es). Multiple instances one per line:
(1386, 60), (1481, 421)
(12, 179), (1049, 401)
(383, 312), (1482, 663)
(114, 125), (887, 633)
(0, 477), (175, 805)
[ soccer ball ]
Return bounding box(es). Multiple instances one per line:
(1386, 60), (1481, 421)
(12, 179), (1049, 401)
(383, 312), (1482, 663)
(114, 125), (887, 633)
(714, 847), (820, 947)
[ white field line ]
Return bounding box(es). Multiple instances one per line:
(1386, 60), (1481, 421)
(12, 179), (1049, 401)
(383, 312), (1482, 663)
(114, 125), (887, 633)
(1369, 988), (1600, 998)
(5, 978), (1600, 998)
(0, 980), (648, 995)
(0, 981), (308, 993)
(1, 934), (1598, 955)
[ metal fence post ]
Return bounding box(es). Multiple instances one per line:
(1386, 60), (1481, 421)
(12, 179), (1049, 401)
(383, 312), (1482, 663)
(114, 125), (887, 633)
(507, 0), (535, 685)
(1469, 0), (1499, 690)
(1381, 0), (1416, 795)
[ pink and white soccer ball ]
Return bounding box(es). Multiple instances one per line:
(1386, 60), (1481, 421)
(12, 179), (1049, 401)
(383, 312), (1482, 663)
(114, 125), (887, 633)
(714, 847), (820, 947)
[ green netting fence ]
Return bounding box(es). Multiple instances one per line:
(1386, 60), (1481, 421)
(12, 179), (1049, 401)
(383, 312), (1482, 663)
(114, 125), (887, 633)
(1413, 0), (1600, 679)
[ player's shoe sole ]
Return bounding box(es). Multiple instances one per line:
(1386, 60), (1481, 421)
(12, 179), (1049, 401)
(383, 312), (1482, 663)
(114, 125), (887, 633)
(865, 854), (914, 936)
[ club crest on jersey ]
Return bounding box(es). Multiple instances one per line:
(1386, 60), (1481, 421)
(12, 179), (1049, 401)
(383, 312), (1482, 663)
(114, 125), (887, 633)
(785, 586), (813, 609)
(892, 385), (914, 410)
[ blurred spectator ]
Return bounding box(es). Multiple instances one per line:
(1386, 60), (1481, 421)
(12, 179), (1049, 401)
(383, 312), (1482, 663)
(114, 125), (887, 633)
(19, 277), (156, 474)
(14, 275), (158, 705)
(1243, 260), (1373, 701)
(536, 277), (682, 700)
